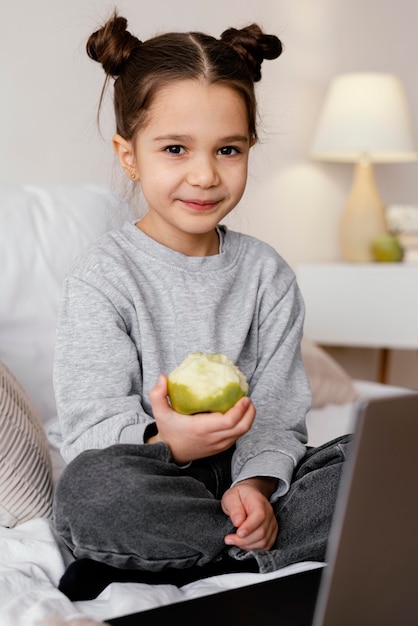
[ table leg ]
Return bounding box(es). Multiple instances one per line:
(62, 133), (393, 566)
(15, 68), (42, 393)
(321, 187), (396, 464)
(377, 348), (390, 384)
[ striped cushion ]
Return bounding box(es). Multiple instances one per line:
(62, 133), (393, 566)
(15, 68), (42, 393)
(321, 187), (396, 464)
(0, 360), (53, 527)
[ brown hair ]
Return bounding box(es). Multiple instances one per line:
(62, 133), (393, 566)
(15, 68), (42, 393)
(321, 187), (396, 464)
(86, 11), (283, 142)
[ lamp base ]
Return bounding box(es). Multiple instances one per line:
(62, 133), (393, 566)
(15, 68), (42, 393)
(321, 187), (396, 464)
(339, 159), (388, 262)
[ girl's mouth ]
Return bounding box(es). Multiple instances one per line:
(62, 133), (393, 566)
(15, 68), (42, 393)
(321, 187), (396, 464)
(181, 199), (220, 212)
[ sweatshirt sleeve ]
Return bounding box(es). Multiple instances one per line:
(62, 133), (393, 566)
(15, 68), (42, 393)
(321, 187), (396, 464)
(231, 271), (312, 500)
(53, 274), (154, 463)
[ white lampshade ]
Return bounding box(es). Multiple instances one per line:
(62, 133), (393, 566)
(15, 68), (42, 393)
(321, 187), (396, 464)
(311, 73), (418, 163)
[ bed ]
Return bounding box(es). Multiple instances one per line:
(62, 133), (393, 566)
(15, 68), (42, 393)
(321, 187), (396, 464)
(0, 185), (410, 626)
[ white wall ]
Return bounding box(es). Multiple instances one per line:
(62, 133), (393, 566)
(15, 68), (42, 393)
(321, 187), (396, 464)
(2, 0), (417, 266)
(2, 0), (418, 385)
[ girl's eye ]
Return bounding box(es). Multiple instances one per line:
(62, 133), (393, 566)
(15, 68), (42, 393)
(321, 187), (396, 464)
(218, 146), (240, 156)
(165, 145), (185, 155)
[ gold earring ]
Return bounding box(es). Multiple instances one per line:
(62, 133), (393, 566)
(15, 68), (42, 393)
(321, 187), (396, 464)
(130, 172), (136, 180)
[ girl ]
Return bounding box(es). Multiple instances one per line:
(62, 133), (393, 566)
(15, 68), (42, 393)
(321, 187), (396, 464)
(52, 11), (350, 601)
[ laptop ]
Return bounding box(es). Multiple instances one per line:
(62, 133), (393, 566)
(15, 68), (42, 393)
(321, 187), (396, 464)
(108, 392), (418, 626)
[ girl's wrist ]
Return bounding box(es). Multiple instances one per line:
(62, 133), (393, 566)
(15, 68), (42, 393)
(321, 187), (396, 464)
(238, 476), (278, 499)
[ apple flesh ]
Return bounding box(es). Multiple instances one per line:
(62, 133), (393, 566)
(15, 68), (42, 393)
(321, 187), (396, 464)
(167, 352), (248, 414)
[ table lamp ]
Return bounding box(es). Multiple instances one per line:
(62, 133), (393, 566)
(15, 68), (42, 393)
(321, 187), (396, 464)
(311, 73), (417, 261)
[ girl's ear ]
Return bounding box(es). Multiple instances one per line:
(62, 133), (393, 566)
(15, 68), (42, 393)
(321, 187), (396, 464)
(113, 134), (137, 179)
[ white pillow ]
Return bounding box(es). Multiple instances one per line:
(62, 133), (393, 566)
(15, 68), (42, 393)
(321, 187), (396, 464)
(301, 337), (358, 408)
(0, 360), (53, 527)
(0, 184), (131, 427)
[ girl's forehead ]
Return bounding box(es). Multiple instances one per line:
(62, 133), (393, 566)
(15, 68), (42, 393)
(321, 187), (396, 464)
(151, 79), (244, 109)
(144, 79), (250, 134)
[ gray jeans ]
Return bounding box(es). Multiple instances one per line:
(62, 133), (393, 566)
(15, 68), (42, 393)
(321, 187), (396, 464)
(53, 435), (351, 574)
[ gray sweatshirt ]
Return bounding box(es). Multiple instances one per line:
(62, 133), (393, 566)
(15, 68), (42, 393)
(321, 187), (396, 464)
(52, 222), (312, 499)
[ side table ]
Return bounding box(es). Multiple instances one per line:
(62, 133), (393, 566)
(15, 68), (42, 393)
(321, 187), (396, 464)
(297, 262), (418, 383)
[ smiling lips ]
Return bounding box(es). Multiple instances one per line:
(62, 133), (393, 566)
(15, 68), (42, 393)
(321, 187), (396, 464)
(181, 198), (221, 211)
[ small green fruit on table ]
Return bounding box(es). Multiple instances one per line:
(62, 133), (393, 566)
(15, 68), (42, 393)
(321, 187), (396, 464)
(371, 233), (404, 262)
(167, 352), (248, 414)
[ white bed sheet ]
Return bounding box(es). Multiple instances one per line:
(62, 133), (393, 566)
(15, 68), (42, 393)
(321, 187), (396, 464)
(0, 380), (408, 626)
(0, 516), (323, 626)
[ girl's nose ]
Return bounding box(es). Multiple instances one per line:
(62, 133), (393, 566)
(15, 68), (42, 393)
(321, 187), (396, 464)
(186, 154), (220, 188)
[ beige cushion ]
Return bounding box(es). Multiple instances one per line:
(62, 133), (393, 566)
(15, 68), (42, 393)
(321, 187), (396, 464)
(41, 617), (107, 626)
(0, 360), (53, 527)
(301, 337), (358, 408)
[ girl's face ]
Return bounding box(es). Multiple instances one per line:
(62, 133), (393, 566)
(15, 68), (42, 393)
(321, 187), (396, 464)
(114, 80), (253, 256)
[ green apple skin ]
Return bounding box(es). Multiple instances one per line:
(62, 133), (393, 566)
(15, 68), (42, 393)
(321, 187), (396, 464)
(371, 234), (404, 262)
(167, 381), (246, 415)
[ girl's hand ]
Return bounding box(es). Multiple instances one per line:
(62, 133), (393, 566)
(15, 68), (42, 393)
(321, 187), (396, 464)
(148, 374), (256, 465)
(221, 478), (279, 551)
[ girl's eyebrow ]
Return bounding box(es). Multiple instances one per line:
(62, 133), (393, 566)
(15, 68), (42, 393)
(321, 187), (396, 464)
(220, 135), (250, 144)
(153, 134), (192, 143)
(153, 134), (250, 144)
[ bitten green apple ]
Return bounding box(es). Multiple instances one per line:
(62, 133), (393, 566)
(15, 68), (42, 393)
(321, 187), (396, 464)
(167, 352), (248, 414)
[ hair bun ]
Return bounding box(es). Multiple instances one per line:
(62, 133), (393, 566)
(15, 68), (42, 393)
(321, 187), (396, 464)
(86, 12), (141, 78)
(220, 24), (283, 82)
